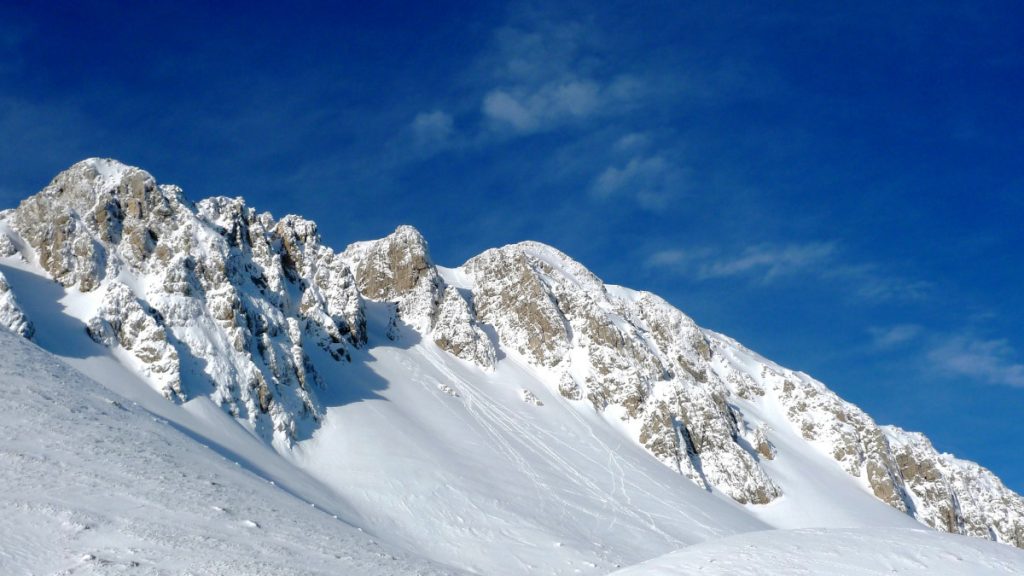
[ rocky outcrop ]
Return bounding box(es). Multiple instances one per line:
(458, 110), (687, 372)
(0, 270), (33, 338)
(885, 426), (1024, 547)
(465, 243), (781, 505)
(344, 225), (442, 334)
(431, 286), (496, 368)
(4, 158), (366, 445)
(749, 361), (910, 512)
(86, 281), (182, 399)
(464, 245), (570, 367)
(345, 226), (497, 369)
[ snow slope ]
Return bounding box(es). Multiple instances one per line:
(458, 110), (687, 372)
(295, 307), (767, 574)
(610, 528), (1024, 575)
(0, 327), (463, 576)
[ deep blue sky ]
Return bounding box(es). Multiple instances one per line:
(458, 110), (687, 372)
(2, 2), (1023, 490)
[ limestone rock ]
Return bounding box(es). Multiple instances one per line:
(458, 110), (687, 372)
(344, 225), (442, 334)
(5, 159), (366, 445)
(87, 281), (182, 399)
(0, 270), (33, 338)
(464, 244), (570, 367)
(885, 426), (1024, 547)
(432, 286), (496, 368)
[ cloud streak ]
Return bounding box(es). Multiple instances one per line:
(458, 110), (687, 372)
(590, 155), (687, 210)
(645, 241), (929, 303)
(868, 324), (923, 349)
(646, 242), (837, 282)
(411, 110), (454, 149)
(929, 336), (1024, 388)
(477, 20), (645, 135)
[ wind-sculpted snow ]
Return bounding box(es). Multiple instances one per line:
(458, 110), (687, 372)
(3, 157), (1024, 555)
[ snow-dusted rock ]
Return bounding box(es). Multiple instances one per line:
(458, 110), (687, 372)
(750, 361), (910, 512)
(431, 286), (496, 368)
(4, 159), (366, 445)
(0, 270), (33, 338)
(464, 244), (570, 367)
(344, 225), (442, 334)
(86, 281), (182, 399)
(885, 426), (1024, 547)
(466, 242), (781, 505)
(0, 229), (18, 257)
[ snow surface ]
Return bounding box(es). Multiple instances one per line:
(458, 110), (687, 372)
(0, 328), (462, 576)
(610, 527), (1024, 575)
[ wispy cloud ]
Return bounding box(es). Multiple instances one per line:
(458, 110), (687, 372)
(928, 336), (1024, 388)
(700, 242), (836, 281)
(645, 241), (929, 303)
(410, 110), (454, 149)
(826, 264), (932, 302)
(590, 155), (687, 210)
(647, 242), (836, 282)
(868, 324), (923, 349)
(478, 21), (644, 135)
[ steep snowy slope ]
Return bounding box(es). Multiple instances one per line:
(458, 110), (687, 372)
(0, 327), (462, 576)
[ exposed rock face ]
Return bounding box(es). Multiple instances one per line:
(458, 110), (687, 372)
(3, 157), (1022, 549)
(466, 243), (780, 505)
(344, 226), (496, 368)
(344, 225), (442, 334)
(0, 270), (33, 338)
(86, 281), (182, 399)
(464, 244), (570, 367)
(748, 359), (910, 512)
(431, 286), (496, 368)
(4, 158), (366, 445)
(885, 426), (1024, 547)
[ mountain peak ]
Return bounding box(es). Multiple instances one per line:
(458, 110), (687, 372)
(1, 159), (1022, 558)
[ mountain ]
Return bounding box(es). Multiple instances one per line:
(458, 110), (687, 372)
(1, 158), (1022, 574)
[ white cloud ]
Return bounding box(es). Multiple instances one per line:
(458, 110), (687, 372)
(479, 21), (643, 134)
(827, 264), (931, 302)
(590, 155), (685, 209)
(482, 79), (608, 133)
(698, 242), (837, 281)
(928, 336), (1024, 388)
(644, 242), (835, 281)
(643, 241), (927, 303)
(482, 91), (537, 132)
(615, 132), (651, 151)
(868, 324), (923, 349)
(411, 110), (454, 148)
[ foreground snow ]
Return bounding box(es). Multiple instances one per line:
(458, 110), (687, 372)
(611, 528), (1024, 576)
(0, 328), (461, 576)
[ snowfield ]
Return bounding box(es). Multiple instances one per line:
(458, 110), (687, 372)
(610, 527), (1024, 576)
(0, 328), (462, 576)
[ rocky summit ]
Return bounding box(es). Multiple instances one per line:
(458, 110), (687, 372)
(1, 158), (1022, 552)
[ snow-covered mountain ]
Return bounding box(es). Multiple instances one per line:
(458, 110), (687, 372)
(1, 158), (1022, 575)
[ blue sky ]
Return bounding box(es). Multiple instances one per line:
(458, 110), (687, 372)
(2, 1), (1023, 490)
